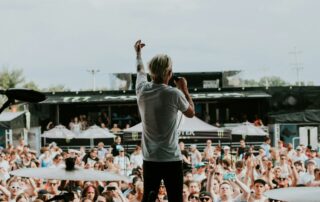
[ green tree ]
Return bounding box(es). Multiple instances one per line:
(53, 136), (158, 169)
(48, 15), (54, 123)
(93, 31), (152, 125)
(258, 76), (289, 87)
(23, 81), (40, 91)
(44, 85), (69, 92)
(0, 67), (25, 88)
(243, 79), (259, 87)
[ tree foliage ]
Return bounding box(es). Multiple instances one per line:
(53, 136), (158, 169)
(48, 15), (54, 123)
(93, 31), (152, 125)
(258, 76), (289, 87)
(23, 81), (40, 91)
(242, 76), (289, 87)
(44, 85), (69, 92)
(0, 67), (25, 89)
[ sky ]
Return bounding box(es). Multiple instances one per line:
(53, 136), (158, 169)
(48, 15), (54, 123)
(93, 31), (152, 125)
(0, 0), (319, 91)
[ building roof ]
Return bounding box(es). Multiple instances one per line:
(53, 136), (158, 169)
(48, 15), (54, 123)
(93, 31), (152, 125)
(0, 111), (25, 129)
(40, 90), (270, 104)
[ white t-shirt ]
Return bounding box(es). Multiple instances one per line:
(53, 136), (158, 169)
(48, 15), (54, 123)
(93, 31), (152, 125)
(292, 154), (308, 163)
(114, 156), (131, 176)
(298, 172), (315, 185)
(130, 153), (143, 168)
(136, 72), (189, 162)
(97, 148), (108, 160)
(0, 160), (10, 181)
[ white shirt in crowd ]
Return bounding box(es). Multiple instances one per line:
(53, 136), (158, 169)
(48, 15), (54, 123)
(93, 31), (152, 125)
(130, 153), (143, 168)
(0, 159), (10, 181)
(97, 148), (108, 160)
(298, 171), (315, 185)
(114, 156), (131, 176)
(292, 154), (308, 163)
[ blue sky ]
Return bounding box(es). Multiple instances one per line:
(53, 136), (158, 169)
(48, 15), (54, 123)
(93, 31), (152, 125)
(0, 0), (319, 90)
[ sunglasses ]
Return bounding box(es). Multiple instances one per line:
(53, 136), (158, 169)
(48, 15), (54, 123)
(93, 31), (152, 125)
(10, 186), (21, 190)
(49, 183), (57, 186)
(214, 172), (221, 175)
(190, 195), (199, 200)
(200, 197), (211, 202)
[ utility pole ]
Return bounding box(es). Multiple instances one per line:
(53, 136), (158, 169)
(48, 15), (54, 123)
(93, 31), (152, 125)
(289, 47), (303, 86)
(87, 69), (100, 91)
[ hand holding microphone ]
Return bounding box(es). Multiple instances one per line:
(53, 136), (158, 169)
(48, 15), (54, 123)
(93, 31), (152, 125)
(174, 76), (188, 93)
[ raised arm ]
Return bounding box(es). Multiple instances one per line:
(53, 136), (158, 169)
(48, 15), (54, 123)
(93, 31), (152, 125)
(134, 40), (146, 73)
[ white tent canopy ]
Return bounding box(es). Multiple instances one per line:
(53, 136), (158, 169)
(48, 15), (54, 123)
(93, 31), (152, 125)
(41, 125), (76, 139)
(10, 167), (130, 182)
(124, 114), (221, 133)
(230, 121), (267, 136)
(0, 111), (25, 129)
(75, 125), (115, 139)
(264, 187), (320, 202)
(74, 125), (116, 147)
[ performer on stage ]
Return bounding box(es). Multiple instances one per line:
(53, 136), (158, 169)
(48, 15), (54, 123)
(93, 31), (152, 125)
(134, 40), (195, 202)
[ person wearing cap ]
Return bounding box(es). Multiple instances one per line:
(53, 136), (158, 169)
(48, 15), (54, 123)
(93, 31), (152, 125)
(297, 159), (316, 185)
(134, 40), (195, 202)
(193, 162), (207, 183)
(222, 146), (231, 160)
(309, 149), (320, 168)
(292, 146), (308, 163)
(113, 147), (131, 176)
(199, 191), (213, 202)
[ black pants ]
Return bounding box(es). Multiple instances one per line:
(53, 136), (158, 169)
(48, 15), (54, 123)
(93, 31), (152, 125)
(142, 160), (183, 202)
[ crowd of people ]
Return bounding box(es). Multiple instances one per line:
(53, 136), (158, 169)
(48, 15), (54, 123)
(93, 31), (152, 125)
(0, 136), (319, 201)
(2, 39), (319, 202)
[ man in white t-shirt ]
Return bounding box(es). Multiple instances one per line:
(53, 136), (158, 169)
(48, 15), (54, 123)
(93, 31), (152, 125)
(0, 152), (10, 181)
(134, 40), (195, 202)
(114, 148), (131, 176)
(298, 159), (316, 185)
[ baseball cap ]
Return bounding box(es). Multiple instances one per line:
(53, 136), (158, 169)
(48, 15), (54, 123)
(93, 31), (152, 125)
(190, 144), (197, 149)
(68, 149), (80, 154)
(296, 146), (302, 151)
(194, 162), (206, 169)
(199, 191), (212, 198)
(223, 146), (230, 150)
(307, 159), (316, 165)
(119, 147), (125, 151)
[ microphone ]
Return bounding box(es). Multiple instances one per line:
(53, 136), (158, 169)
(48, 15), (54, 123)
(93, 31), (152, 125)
(172, 75), (181, 82)
(0, 88), (46, 113)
